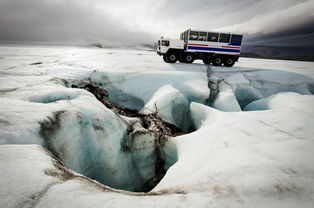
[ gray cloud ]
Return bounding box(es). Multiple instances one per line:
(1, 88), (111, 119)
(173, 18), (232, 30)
(0, 0), (155, 46)
(151, 0), (311, 33)
(0, 0), (313, 47)
(244, 21), (314, 47)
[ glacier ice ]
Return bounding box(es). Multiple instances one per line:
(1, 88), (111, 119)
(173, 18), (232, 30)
(211, 84), (242, 112)
(244, 92), (314, 111)
(38, 106), (178, 192)
(140, 85), (191, 132)
(207, 67), (314, 112)
(1, 45), (314, 207)
(35, 80), (183, 192)
(233, 85), (262, 109)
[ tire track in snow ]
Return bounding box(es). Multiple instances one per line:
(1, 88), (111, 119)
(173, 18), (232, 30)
(258, 120), (304, 140)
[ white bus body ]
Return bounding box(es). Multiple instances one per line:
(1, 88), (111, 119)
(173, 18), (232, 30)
(156, 29), (243, 67)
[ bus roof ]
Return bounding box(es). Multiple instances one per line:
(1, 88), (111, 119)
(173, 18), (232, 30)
(182, 29), (243, 36)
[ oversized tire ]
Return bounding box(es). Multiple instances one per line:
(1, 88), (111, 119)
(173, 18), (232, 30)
(163, 55), (169, 63)
(202, 56), (211, 65)
(183, 53), (194, 64)
(223, 57), (235, 67)
(166, 53), (178, 63)
(212, 56), (223, 66)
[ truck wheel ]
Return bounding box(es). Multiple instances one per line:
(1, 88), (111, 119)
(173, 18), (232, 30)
(166, 53), (178, 63)
(163, 55), (169, 63)
(184, 53), (194, 63)
(202, 57), (211, 65)
(223, 57), (235, 67)
(212, 56), (223, 66)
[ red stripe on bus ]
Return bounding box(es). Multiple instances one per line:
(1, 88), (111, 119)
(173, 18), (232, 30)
(222, 46), (241, 49)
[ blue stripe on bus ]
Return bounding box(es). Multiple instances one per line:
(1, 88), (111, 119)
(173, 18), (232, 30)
(187, 46), (240, 53)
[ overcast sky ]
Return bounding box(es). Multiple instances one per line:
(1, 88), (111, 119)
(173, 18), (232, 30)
(0, 0), (313, 47)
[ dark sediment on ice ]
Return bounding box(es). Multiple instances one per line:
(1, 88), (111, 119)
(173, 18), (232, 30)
(39, 78), (183, 192)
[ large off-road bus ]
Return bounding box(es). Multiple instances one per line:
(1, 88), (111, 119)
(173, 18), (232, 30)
(156, 29), (243, 67)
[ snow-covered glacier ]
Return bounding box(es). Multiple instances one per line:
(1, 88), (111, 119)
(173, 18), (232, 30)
(0, 45), (314, 208)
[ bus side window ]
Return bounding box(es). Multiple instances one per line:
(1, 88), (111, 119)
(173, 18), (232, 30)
(230, 35), (243, 46)
(161, 40), (169, 46)
(207, 33), (219, 42)
(219, 34), (231, 43)
(189, 31), (199, 41)
(198, 32), (207, 41)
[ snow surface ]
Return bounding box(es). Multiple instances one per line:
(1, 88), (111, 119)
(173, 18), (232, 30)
(1, 44), (314, 207)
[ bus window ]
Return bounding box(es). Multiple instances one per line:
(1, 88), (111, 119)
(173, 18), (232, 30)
(198, 32), (207, 41)
(161, 40), (169, 46)
(219, 34), (231, 43)
(189, 31), (199, 40)
(230, 34), (243, 45)
(207, 33), (219, 42)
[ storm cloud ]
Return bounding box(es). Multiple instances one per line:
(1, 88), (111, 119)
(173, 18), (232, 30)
(0, 0), (155, 46)
(0, 0), (313, 47)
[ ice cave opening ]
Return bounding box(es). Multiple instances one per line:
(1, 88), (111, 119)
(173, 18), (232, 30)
(38, 80), (185, 193)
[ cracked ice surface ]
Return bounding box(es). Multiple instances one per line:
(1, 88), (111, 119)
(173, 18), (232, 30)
(1, 45), (314, 207)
